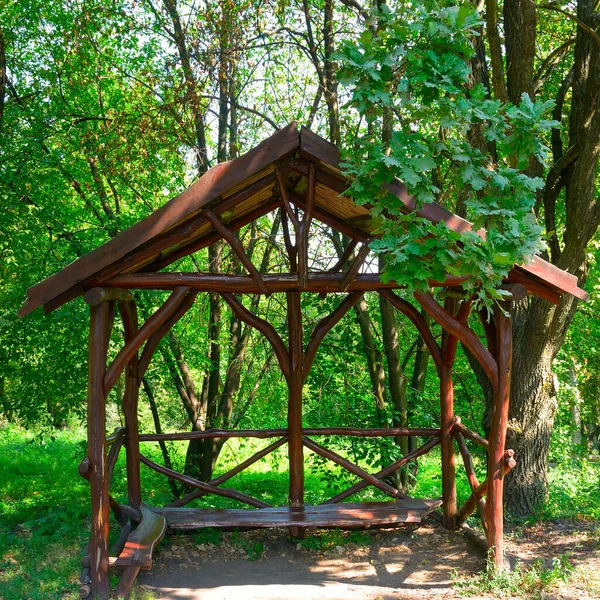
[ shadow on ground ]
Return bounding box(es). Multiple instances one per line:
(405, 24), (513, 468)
(137, 522), (483, 600)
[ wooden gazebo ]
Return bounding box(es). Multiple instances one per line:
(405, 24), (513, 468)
(19, 123), (588, 599)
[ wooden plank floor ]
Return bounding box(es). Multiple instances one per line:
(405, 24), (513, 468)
(149, 498), (442, 530)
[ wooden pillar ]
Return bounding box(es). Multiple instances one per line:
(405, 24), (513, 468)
(440, 298), (457, 529)
(121, 300), (142, 510)
(287, 291), (304, 507)
(486, 303), (512, 568)
(87, 301), (112, 599)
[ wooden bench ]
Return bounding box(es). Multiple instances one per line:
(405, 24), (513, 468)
(82, 506), (166, 569)
(149, 498), (442, 530)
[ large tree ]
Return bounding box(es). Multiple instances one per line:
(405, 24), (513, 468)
(337, 0), (600, 514)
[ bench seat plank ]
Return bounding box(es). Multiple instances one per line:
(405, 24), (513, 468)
(82, 506), (166, 569)
(149, 498), (442, 530)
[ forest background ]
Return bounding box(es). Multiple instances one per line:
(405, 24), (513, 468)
(1, 0), (600, 597)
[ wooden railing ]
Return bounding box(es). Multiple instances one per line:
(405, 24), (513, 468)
(134, 426), (441, 509)
(452, 417), (517, 533)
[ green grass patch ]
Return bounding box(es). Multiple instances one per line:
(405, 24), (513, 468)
(455, 555), (574, 599)
(1, 425), (599, 599)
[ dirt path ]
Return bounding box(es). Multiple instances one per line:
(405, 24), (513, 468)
(136, 520), (599, 600)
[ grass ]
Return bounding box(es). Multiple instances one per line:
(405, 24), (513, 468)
(455, 555), (575, 599)
(1, 423), (598, 599)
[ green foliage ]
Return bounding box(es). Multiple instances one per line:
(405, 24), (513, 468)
(455, 555), (574, 599)
(193, 527), (223, 547)
(294, 528), (370, 552)
(336, 1), (555, 309)
(541, 458), (600, 521)
(230, 530), (265, 561)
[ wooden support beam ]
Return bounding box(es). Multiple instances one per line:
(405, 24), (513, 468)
(287, 291), (304, 507)
(104, 287), (190, 394)
(327, 238), (359, 273)
(275, 168), (299, 228)
(87, 301), (112, 599)
(290, 190), (372, 242)
(205, 209), (270, 295)
(303, 437), (405, 500)
(302, 292), (363, 380)
(379, 290), (442, 374)
(138, 426), (441, 442)
(341, 243), (371, 291)
(414, 291), (499, 391)
(280, 208), (298, 271)
(453, 417), (489, 451)
(220, 293), (290, 381)
(322, 437), (439, 504)
(140, 428), (287, 441)
(106, 430), (125, 492)
(114, 567), (141, 600)
(504, 270), (561, 305)
(119, 300), (142, 510)
(169, 437), (288, 508)
(107, 272), (467, 294)
(440, 298), (458, 530)
(457, 450), (516, 523)
(139, 453), (271, 509)
(454, 431), (487, 533)
(296, 163), (316, 288)
(486, 303), (513, 569)
(143, 196), (283, 273)
(84, 287), (133, 306)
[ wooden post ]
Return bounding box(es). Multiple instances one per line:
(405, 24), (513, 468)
(486, 303), (512, 569)
(287, 291), (304, 508)
(120, 300), (142, 510)
(87, 301), (112, 599)
(440, 297), (457, 529)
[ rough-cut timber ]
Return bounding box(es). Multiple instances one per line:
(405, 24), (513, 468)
(150, 499), (443, 530)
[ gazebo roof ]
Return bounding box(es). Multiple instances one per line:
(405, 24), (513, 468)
(19, 122), (588, 317)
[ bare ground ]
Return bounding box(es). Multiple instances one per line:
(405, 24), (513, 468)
(136, 520), (600, 600)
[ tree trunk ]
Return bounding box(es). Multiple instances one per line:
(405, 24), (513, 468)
(482, 0), (600, 515)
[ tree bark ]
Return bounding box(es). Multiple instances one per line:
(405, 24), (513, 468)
(481, 0), (600, 515)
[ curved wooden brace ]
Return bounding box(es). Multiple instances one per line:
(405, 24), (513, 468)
(414, 291), (499, 391)
(341, 243), (371, 291)
(220, 292), (290, 381)
(457, 449), (516, 523)
(275, 168), (299, 229)
(442, 298), (473, 365)
(379, 289), (442, 374)
(454, 430), (487, 532)
(327, 238), (359, 273)
(104, 287), (190, 395)
(138, 291), (198, 380)
(205, 210), (270, 295)
(302, 292), (363, 381)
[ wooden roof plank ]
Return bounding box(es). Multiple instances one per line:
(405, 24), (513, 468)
(18, 122), (587, 316)
(20, 122), (300, 313)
